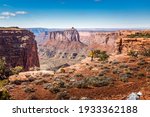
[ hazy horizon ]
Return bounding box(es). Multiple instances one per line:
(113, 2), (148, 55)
(0, 0), (150, 28)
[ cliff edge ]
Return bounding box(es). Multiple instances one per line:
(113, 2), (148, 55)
(0, 27), (40, 70)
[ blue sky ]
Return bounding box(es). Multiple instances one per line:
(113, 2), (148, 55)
(0, 0), (150, 28)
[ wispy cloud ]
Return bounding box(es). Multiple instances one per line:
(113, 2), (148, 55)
(15, 11), (27, 15)
(3, 4), (9, 7)
(0, 16), (9, 19)
(0, 11), (28, 20)
(1, 12), (16, 17)
(94, 0), (102, 2)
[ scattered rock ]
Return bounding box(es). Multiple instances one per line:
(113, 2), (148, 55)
(112, 60), (120, 65)
(80, 97), (91, 100)
(43, 83), (52, 89)
(119, 63), (128, 68)
(55, 91), (70, 100)
(24, 87), (36, 93)
(127, 92), (142, 100)
(34, 79), (47, 85)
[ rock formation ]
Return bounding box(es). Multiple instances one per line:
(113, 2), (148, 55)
(39, 27), (87, 59)
(0, 27), (40, 70)
(79, 32), (118, 53)
(115, 30), (150, 54)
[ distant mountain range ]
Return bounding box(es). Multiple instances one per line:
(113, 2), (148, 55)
(26, 27), (149, 36)
(26, 28), (65, 36)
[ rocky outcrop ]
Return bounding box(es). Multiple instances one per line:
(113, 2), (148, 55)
(48, 27), (80, 42)
(39, 27), (86, 59)
(115, 30), (150, 54)
(79, 32), (118, 53)
(0, 27), (40, 70)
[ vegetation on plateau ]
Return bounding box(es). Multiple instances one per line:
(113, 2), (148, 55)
(0, 58), (23, 99)
(127, 32), (150, 38)
(0, 58), (23, 80)
(128, 48), (150, 57)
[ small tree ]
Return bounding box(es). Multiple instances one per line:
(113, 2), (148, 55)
(89, 50), (95, 61)
(0, 59), (12, 79)
(0, 58), (24, 79)
(89, 50), (109, 61)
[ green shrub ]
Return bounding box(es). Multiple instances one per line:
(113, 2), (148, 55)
(93, 50), (109, 61)
(127, 33), (150, 38)
(128, 50), (138, 57)
(0, 59), (12, 79)
(73, 76), (113, 88)
(75, 74), (84, 77)
(0, 80), (9, 88)
(0, 58), (24, 80)
(0, 89), (11, 100)
(11, 66), (23, 75)
(137, 73), (145, 78)
(60, 68), (65, 73)
(141, 49), (150, 57)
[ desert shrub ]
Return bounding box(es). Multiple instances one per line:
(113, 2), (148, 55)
(94, 50), (109, 61)
(11, 66), (23, 75)
(137, 73), (145, 78)
(87, 77), (112, 87)
(0, 59), (24, 79)
(55, 91), (70, 100)
(119, 73), (132, 82)
(128, 50), (138, 57)
(127, 33), (150, 38)
(119, 63), (128, 68)
(141, 49), (150, 57)
(137, 60), (147, 66)
(112, 69), (121, 74)
(0, 89), (11, 100)
(60, 68), (65, 73)
(73, 76), (113, 88)
(24, 87), (36, 93)
(0, 79), (9, 89)
(49, 86), (60, 94)
(75, 74), (84, 77)
(73, 79), (89, 88)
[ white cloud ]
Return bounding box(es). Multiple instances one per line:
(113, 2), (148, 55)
(16, 11), (27, 15)
(0, 16), (9, 19)
(0, 11), (28, 20)
(1, 12), (16, 17)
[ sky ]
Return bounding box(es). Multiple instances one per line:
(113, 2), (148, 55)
(0, 0), (150, 28)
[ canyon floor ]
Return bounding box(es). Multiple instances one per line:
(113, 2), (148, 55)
(5, 54), (150, 100)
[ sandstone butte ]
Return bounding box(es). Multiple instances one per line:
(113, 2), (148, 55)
(0, 27), (40, 70)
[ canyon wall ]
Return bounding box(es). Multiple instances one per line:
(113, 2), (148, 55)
(79, 32), (118, 53)
(0, 27), (40, 70)
(115, 30), (150, 54)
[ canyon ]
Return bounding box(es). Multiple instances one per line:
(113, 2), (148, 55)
(0, 27), (40, 70)
(36, 28), (120, 70)
(0, 27), (150, 100)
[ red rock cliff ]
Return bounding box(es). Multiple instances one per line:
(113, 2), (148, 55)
(115, 30), (150, 54)
(0, 27), (40, 70)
